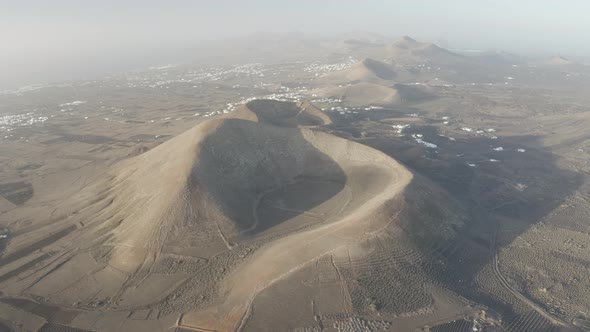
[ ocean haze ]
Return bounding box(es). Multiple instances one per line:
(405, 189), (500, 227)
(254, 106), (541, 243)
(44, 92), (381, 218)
(2, 0), (590, 89)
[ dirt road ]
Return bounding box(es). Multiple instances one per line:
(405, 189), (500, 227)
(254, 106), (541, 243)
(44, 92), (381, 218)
(180, 161), (412, 331)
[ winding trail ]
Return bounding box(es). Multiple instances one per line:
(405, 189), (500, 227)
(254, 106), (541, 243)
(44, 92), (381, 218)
(180, 162), (412, 332)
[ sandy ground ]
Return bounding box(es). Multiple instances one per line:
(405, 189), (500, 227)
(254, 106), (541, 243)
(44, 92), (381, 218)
(1, 36), (590, 331)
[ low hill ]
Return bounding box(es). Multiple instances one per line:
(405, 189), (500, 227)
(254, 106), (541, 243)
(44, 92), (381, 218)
(311, 81), (432, 107)
(312, 82), (401, 107)
(387, 36), (475, 67)
(539, 55), (576, 66)
(321, 58), (397, 84)
(473, 50), (527, 65)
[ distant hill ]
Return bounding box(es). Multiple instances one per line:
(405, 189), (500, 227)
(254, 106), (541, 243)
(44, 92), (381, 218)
(338, 31), (390, 49)
(386, 36), (475, 67)
(312, 82), (401, 107)
(473, 50), (527, 65)
(539, 55), (576, 66)
(233, 99), (331, 126)
(321, 58), (397, 84)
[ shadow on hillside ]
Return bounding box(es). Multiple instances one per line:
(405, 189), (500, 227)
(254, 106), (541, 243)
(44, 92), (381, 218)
(327, 116), (583, 324)
(194, 118), (347, 236)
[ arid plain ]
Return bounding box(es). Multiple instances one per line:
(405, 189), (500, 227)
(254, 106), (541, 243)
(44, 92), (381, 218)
(1, 35), (590, 332)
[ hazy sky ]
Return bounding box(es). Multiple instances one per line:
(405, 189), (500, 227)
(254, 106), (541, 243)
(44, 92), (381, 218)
(2, 0), (590, 89)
